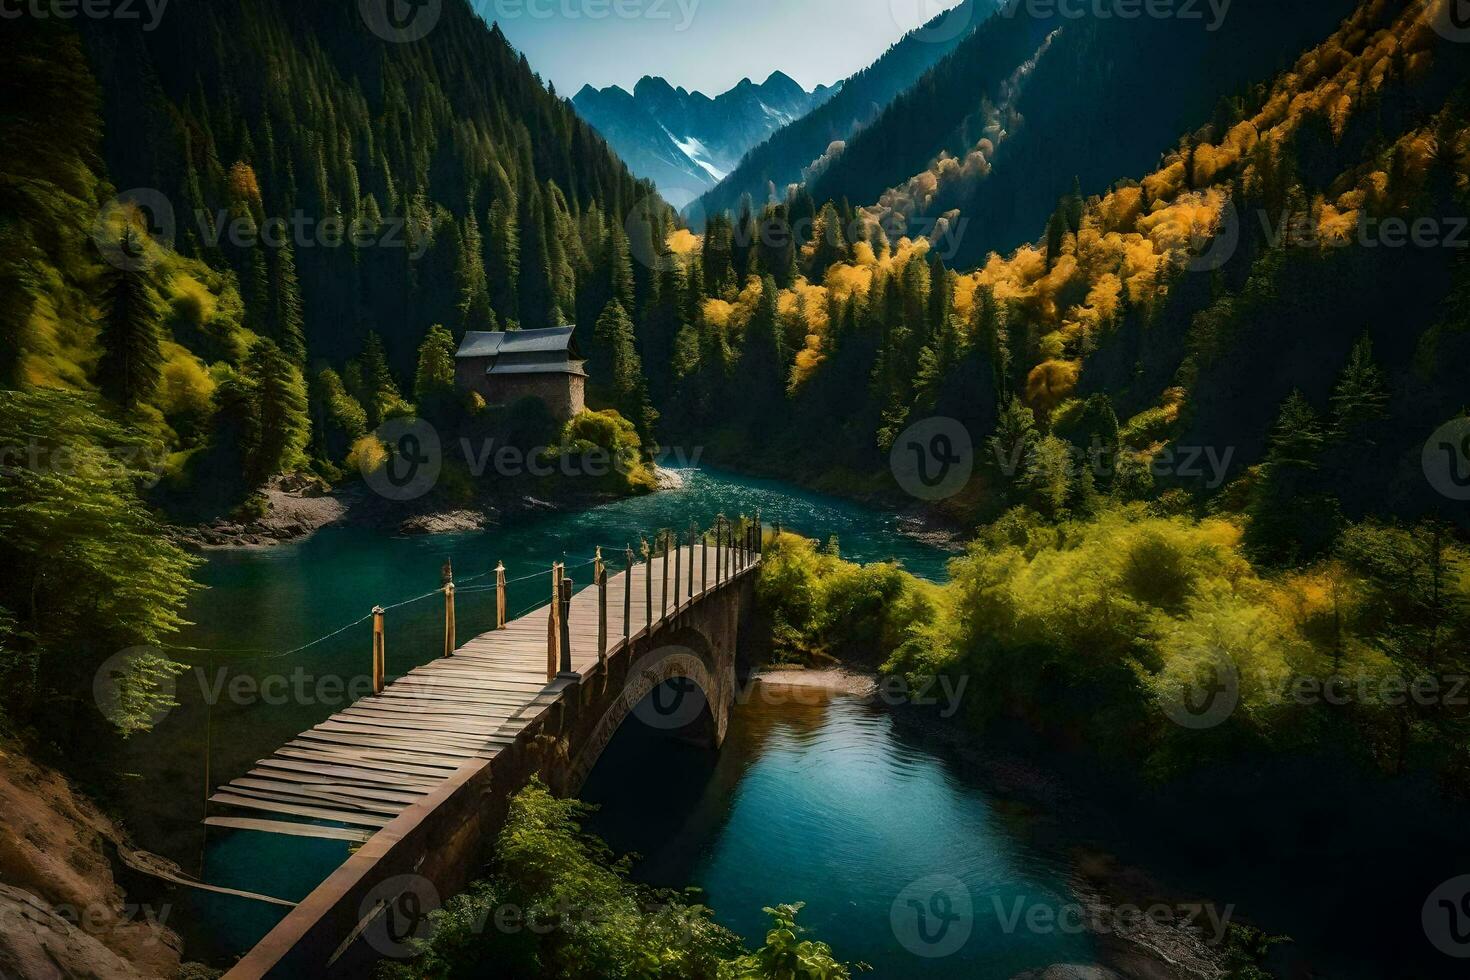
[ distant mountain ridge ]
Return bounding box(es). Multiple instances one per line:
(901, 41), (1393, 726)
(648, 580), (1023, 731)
(691, 0), (994, 225)
(573, 72), (837, 209)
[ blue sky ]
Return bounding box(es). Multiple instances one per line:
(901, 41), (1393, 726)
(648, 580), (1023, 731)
(476, 0), (968, 96)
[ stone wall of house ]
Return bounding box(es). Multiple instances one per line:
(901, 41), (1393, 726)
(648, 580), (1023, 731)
(455, 360), (585, 421)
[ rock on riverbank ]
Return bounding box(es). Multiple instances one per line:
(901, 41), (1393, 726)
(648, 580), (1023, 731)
(172, 474), (347, 549)
(0, 748), (186, 979)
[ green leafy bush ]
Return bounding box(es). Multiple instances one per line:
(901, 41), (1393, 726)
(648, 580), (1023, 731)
(382, 780), (859, 980)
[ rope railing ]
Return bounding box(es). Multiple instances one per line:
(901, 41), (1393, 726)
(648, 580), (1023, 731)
(171, 513), (766, 689)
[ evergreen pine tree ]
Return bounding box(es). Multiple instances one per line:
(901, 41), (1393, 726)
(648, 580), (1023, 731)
(244, 242), (271, 337)
(488, 199), (521, 324)
(1246, 390), (1338, 564)
(273, 241), (306, 364)
(737, 276), (788, 420)
(360, 332), (405, 426)
(1328, 335), (1389, 440)
(414, 324), (458, 402)
(242, 338), (309, 484)
(97, 231), (164, 410)
(456, 211), (496, 332)
(592, 300), (657, 441)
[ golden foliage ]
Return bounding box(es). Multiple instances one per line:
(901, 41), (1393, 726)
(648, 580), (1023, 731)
(346, 434), (387, 474)
(1025, 359), (1080, 413)
(157, 342), (215, 419)
(665, 228), (701, 256)
(227, 161), (262, 207)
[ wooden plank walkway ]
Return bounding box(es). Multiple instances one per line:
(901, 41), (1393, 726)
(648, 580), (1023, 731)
(207, 543), (757, 841)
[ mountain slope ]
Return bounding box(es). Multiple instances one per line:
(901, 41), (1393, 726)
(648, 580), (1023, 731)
(4, 0), (681, 515)
(645, 0), (1467, 538)
(574, 73), (836, 208)
(691, 0), (993, 223)
(809, 0), (1361, 265)
(81, 0), (669, 371)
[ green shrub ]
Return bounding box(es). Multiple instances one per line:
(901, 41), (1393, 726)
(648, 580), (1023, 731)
(382, 781), (860, 979)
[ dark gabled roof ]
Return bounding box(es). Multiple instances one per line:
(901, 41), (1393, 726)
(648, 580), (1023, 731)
(456, 326), (586, 377)
(457, 326), (581, 359)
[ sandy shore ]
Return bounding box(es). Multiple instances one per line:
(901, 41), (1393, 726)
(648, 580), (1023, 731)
(752, 667), (878, 697)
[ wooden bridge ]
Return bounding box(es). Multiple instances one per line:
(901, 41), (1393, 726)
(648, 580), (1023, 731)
(217, 515), (764, 978)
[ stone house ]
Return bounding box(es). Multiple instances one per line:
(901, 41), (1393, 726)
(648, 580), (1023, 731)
(454, 327), (587, 421)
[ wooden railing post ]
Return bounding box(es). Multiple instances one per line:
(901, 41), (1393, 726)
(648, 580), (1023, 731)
(597, 560), (608, 664)
(755, 510), (762, 556)
(442, 560), (456, 658)
(674, 530), (683, 610)
(547, 562), (562, 682)
(688, 522), (697, 598)
(623, 545), (633, 644)
(371, 606), (386, 695)
(715, 516), (724, 586)
(661, 531), (670, 621)
(557, 576), (577, 679)
(642, 538), (652, 635)
(443, 581), (456, 657)
(701, 526), (709, 594)
(495, 562), (507, 630)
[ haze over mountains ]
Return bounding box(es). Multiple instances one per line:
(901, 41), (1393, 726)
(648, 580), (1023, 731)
(573, 72), (837, 209)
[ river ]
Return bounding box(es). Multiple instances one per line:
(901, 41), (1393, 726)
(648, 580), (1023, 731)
(104, 465), (1470, 977)
(581, 677), (1097, 977)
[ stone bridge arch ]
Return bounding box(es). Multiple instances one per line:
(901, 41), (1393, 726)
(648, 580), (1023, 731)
(565, 621), (736, 792)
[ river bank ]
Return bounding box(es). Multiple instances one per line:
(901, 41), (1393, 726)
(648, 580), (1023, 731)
(169, 469), (658, 551)
(814, 665), (1466, 980)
